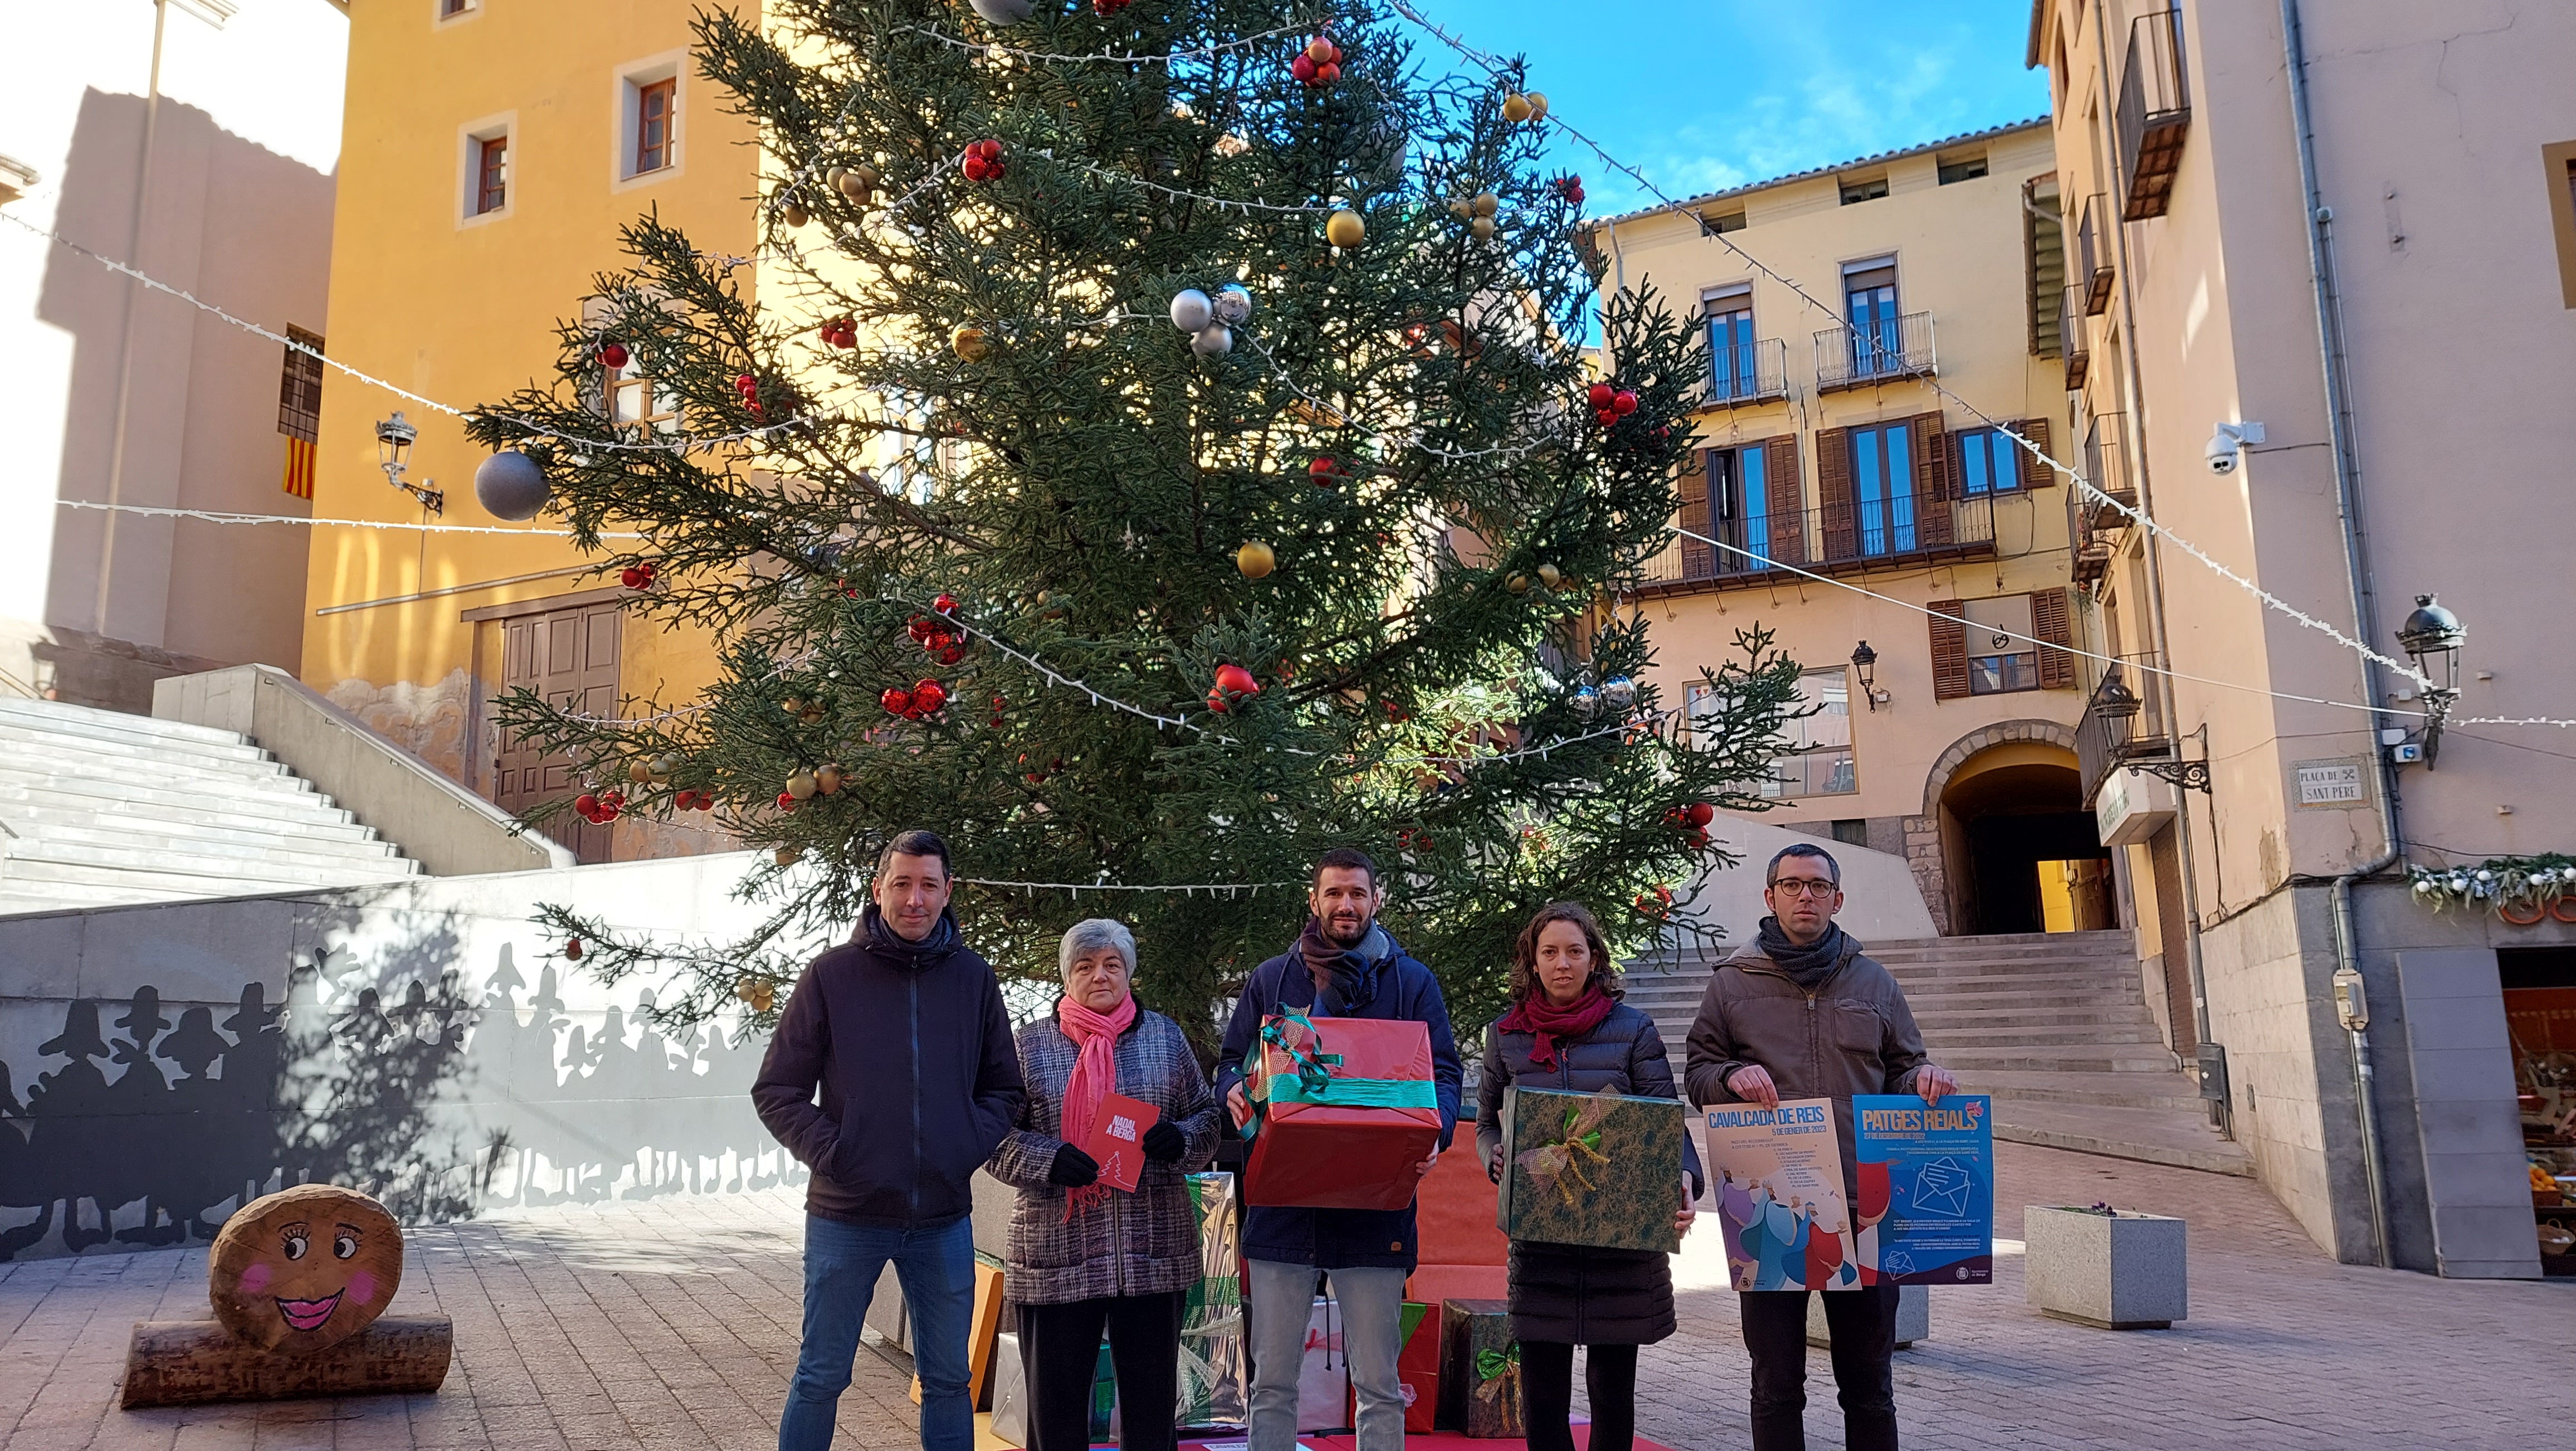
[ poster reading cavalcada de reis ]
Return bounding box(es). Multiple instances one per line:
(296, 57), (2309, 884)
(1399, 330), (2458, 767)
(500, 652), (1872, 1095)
(1852, 1094), (1994, 1286)
(1702, 1099), (1858, 1292)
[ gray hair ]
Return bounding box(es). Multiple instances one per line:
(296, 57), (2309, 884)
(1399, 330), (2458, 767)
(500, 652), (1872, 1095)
(1058, 918), (1136, 982)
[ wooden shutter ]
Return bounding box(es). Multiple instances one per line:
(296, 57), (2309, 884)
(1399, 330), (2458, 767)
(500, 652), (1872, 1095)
(1929, 599), (1970, 700)
(1913, 410), (1953, 547)
(2032, 586), (2077, 688)
(2017, 416), (2053, 486)
(1677, 449), (1713, 580)
(1816, 426), (1855, 562)
(1764, 435), (1805, 566)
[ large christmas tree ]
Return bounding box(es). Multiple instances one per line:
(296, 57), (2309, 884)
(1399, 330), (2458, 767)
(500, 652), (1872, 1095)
(466, 0), (1803, 1050)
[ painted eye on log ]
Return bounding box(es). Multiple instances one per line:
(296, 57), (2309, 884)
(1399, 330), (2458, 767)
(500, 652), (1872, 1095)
(335, 1233), (360, 1260)
(283, 1235), (309, 1261)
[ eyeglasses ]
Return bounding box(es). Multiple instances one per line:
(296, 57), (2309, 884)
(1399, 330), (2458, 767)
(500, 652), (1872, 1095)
(1767, 878), (1838, 898)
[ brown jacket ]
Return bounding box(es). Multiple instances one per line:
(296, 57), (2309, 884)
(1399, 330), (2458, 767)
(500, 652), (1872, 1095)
(1681, 937), (1931, 1202)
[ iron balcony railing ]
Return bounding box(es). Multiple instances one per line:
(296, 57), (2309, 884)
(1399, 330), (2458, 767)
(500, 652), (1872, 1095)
(1706, 334), (1788, 407)
(1814, 311), (1937, 392)
(1641, 491), (1997, 591)
(2118, 6), (2191, 220)
(2083, 410), (2137, 525)
(2062, 286), (2091, 391)
(2077, 192), (2116, 314)
(2077, 651), (2175, 805)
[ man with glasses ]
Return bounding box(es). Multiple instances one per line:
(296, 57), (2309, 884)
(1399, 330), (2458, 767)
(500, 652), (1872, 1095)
(1684, 843), (1955, 1451)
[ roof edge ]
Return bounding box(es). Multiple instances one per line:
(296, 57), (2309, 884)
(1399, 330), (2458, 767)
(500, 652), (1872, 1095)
(1591, 115), (2054, 232)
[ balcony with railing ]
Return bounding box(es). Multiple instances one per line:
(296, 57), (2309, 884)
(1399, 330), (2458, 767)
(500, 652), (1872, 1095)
(2077, 192), (2116, 313)
(2118, 6), (2190, 220)
(2082, 411), (2138, 527)
(2061, 286), (2091, 391)
(1704, 335), (1788, 408)
(1814, 311), (1937, 392)
(2077, 651), (2177, 805)
(1638, 489), (1998, 595)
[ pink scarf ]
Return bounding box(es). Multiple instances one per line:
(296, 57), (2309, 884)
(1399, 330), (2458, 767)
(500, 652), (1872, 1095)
(1057, 994), (1137, 1217)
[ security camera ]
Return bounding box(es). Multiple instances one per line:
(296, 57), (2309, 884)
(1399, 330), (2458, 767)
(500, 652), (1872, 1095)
(2206, 420), (2266, 474)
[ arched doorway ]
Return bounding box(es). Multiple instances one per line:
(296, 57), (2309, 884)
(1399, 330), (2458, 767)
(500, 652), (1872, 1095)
(1913, 723), (2109, 936)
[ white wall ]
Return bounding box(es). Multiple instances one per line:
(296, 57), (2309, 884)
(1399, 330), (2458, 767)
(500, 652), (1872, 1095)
(0, 0), (347, 709)
(1671, 820), (1940, 947)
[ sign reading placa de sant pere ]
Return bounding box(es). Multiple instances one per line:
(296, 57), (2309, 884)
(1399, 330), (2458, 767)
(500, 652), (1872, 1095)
(2292, 758), (2371, 810)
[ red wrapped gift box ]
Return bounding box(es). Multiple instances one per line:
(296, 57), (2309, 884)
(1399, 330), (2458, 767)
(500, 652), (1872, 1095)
(1243, 1014), (1442, 1211)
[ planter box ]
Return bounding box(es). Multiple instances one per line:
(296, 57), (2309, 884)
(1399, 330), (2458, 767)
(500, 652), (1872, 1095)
(2023, 1206), (2187, 1329)
(1804, 1284), (1930, 1350)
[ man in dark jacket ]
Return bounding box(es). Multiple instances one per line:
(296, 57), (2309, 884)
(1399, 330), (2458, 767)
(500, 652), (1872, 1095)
(754, 830), (1027, 1451)
(1216, 848), (1461, 1451)
(1685, 842), (1954, 1451)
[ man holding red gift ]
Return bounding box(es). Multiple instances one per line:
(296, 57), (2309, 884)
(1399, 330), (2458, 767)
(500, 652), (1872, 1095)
(1218, 848), (1462, 1451)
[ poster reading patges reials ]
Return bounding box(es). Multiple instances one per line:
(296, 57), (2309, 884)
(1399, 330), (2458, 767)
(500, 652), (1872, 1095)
(1852, 1094), (1993, 1286)
(1702, 1098), (1860, 1293)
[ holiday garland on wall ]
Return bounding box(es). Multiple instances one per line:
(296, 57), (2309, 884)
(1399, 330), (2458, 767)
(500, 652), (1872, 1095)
(2409, 855), (2576, 924)
(461, 0), (1804, 1049)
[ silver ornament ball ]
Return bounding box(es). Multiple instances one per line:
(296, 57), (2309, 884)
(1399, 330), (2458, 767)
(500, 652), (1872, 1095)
(1191, 323), (1233, 358)
(1169, 288), (1213, 333)
(1601, 674), (1638, 710)
(1213, 285), (1253, 325)
(969, 0), (1033, 23)
(475, 449), (552, 521)
(1570, 685), (1601, 719)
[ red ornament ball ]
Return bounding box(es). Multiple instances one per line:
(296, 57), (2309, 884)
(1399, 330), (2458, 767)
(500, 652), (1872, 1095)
(1613, 389), (1640, 416)
(881, 686), (914, 715)
(1316, 61), (1340, 84)
(1587, 382), (1614, 409)
(936, 644), (964, 665)
(563, 937), (583, 961)
(962, 155), (991, 182)
(1309, 456), (1343, 486)
(776, 791), (796, 810)
(1213, 663), (1262, 698)
(620, 567), (643, 590)
(1685, 801), (1716, 827)
(598, 342), (629, 370)
(933, 592), (958, 615)
(574, 793), (599, 817)
(1291, 53), (1316, 83)
(912, 679), (948, 714)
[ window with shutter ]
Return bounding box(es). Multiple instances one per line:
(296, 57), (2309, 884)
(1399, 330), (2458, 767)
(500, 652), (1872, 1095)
(1929, 600), (1971, 700)
(2017, 416), (2053, 479)
(1765, 435), (1806, 566)
(1816, 426), (1855, 561)
(2033, 586), (2078, 688)
(1913, 410), (1953, 547)
(1677, 450), (1713, 580)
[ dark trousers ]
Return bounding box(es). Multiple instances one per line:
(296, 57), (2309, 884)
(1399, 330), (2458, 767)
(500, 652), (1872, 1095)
(1519, 1341), (1638, 1451)
(1017, 1290), (1186, 1451)
(1738, 1283), (1899, 1451)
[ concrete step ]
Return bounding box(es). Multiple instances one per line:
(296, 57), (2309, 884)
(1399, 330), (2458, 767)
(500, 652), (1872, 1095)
(1881, 955), (2143, 981)
(1934, 1048), (2178, 1073)
(0, 773), (352, 825)
(1877, 972), (2144, 999)
(1911, 1004), (2158, 1030)
(0, 854), (416, 900)
(0, 800), (383, 849)
(0, 742), (316, 795)
(1957, 1069), (2208, 1112)
(1991, 1099), (2254, 1177)
(1915, 1024), (2163, 1048)
(0, 718), (285, 775)
(12, 823), (408, 873)
(0, 696), (262, 752)
(1870, 929), (2135, 955)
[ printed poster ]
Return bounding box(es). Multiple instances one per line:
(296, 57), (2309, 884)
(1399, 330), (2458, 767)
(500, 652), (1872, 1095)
(1853, 1094), (1994, 1285)
(1702, 1098), (1859, 1292)
(1084, 1092), (1160, 1192)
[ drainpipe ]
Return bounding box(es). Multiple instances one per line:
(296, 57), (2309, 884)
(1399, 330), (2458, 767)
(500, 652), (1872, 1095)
(2092, 0), (2217, 1085)
(2283, 0), (2400, 1269)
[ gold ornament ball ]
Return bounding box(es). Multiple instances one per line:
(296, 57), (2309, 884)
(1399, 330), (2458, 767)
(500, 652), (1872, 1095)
(1325, 210), (1366, 249)
(787, 768), (817, 801)
(1526, 91), (1550, 120)
(648, 754), (676, 782)
(799, 706), (824, 726)
(1501, 92), (1534, 123)
(781, 696), (805, 715)
(1448, 198), (1472, 220)
(1236, 541), (1277, 579)
(1470, 217), (1496, 242)
(1536, 562), (1562, 590)
(825, 165), (847, 190)
(1506, 572), (1530, 594)
(780, 201), (810, 228)
(1472, 192), (1499, 217)
(750, 981), (776, 1012)
(627, 760), (652, 784)
(952, 325), (993, 361)
(816, 763), (845, 795)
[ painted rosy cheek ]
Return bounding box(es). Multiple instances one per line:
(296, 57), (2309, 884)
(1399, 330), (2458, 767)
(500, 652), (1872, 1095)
(239, 1262), (272, 1296)
(347, 1270), (378, 1305)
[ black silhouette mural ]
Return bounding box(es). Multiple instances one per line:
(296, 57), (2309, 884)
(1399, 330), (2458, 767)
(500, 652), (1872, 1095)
(0, 936), (793, 1263)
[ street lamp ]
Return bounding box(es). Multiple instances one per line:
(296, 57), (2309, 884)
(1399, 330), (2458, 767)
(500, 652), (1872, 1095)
(2091, 661), (2208, 792)
(373, 411), (444, 514)
(2396, 593), (2465, 767)
(1849, 640), (1885, 711)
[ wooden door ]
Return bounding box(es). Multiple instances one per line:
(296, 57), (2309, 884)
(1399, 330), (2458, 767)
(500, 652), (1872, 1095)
(494, 600), (623, 863)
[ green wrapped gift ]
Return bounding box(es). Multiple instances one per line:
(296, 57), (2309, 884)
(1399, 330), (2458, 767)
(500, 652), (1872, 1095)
(1437, 1298), (1521, 1438)
(1495, 1084), (1685, 1253)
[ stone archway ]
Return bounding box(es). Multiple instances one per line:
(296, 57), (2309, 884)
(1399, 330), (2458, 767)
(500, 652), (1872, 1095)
(1902, 719), (2081, 936)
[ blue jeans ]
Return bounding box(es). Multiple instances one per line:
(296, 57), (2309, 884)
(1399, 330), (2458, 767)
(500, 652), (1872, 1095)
(781, 1213), (976, 1451)
(1246, 1259), (1408, 1451)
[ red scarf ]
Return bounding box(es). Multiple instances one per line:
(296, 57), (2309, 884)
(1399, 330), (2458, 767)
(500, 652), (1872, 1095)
(1056, 994), (1137, 1217)
(1497, 985), (1615, 1070)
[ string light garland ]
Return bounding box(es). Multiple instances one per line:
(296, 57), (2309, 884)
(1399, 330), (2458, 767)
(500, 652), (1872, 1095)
(895, 16), (1330, 67)
(54, 499), (646, 538)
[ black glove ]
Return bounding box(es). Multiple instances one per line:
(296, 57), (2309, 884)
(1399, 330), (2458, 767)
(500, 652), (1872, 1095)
(1048, 1143), (1100, 1187)
(1141, 1120), (1188, 1163)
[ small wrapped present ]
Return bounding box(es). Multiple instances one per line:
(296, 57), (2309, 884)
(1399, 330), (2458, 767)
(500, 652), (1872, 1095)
(1495, 1085), (1685, 1253)
(1396, 1301), (1441, 1433)
(1177, 1172), (1247, 1430)
(1438, 1298), (1520, 1438)
(1242, 1013), (1442, 1211)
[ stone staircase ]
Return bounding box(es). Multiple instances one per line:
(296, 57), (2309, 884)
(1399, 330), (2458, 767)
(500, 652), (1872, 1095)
(0, 696), (423, 914)
(1624, 928), (2253, 1177)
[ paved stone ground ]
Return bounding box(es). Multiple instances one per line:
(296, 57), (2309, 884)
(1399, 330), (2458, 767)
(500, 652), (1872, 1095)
(3, 1143), (2570, 1450)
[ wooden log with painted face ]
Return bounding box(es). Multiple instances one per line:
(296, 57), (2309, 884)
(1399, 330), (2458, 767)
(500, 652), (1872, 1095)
(208, 1184), (403, 1354)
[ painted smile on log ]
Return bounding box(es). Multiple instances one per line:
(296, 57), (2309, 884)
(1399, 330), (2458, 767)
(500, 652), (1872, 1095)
(276, 1288), (346, 1332)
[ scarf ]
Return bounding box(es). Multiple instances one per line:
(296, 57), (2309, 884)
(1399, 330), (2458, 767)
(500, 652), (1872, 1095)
(1056, 993), (1137, 1218)
(859, 903), (960, 967)
(1297, 916), (1393, 1014)
(1756, 916), (1855, 991)
(1497, 983), (1616, 1070)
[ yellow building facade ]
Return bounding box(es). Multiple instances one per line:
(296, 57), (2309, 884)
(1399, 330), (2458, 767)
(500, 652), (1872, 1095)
(303, 0), (763, 861)
(1596, 119), (2090, 936)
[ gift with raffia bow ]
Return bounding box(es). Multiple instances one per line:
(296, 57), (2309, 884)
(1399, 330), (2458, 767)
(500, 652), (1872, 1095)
(1495, 1084), (1686, 1253)
(1241, 1012), (1441, 1211)
(1437, 1298), (1521, 1437)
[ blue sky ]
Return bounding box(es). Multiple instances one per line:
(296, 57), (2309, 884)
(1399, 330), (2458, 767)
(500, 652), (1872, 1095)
(1401, 0), (2050, 216)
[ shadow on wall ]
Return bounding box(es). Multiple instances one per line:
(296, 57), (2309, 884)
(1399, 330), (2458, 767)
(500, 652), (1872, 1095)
(0, 924), (796, 1263)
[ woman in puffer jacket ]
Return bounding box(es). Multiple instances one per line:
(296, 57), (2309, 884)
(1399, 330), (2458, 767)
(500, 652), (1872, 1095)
(986, 919), (1223, 1451)
(1478, 902), (1703, 1451)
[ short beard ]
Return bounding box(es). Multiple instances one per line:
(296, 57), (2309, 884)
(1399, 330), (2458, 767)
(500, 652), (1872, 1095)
(1321, 913), (1372, 948)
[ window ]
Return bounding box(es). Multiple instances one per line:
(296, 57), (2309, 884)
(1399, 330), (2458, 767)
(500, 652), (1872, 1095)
(606, 359), (681, 436)
(1766, 669), (1856, 798)
(1937, 152), (1989, 185)
(1963, 595), (2040, 695)
(1706, 289), (1757, 401)
(474, 135), (508, 215)
(276, 325), (324, 444)
(440, 0), (474, 16)
(2548, 142), (2576, 309)
(1829, 820), (1870, 847)
(1847, 422), (1916, 556)
(1711, 444), (1774, 560)
(1931, 590), (2076, 699)
(1843, 260), (1900, 381)
(1839, 175), (1890, 206)
(1956, 427), (2023, 494)
(635, 78), (676, 174)
(1706, 209), (1748, 233)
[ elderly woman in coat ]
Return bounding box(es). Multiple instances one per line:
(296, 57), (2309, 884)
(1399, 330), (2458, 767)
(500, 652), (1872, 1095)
(1479, 902), (1703, 1451)
(987, 919), (1222, 1451)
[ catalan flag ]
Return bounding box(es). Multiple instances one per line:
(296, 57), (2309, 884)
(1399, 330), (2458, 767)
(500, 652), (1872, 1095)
(281, 436), (316, 500)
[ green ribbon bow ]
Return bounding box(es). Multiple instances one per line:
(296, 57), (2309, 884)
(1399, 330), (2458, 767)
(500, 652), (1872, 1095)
(1475, 1345), (1521, 1383)
(1237, 1011), (1437, 1138)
